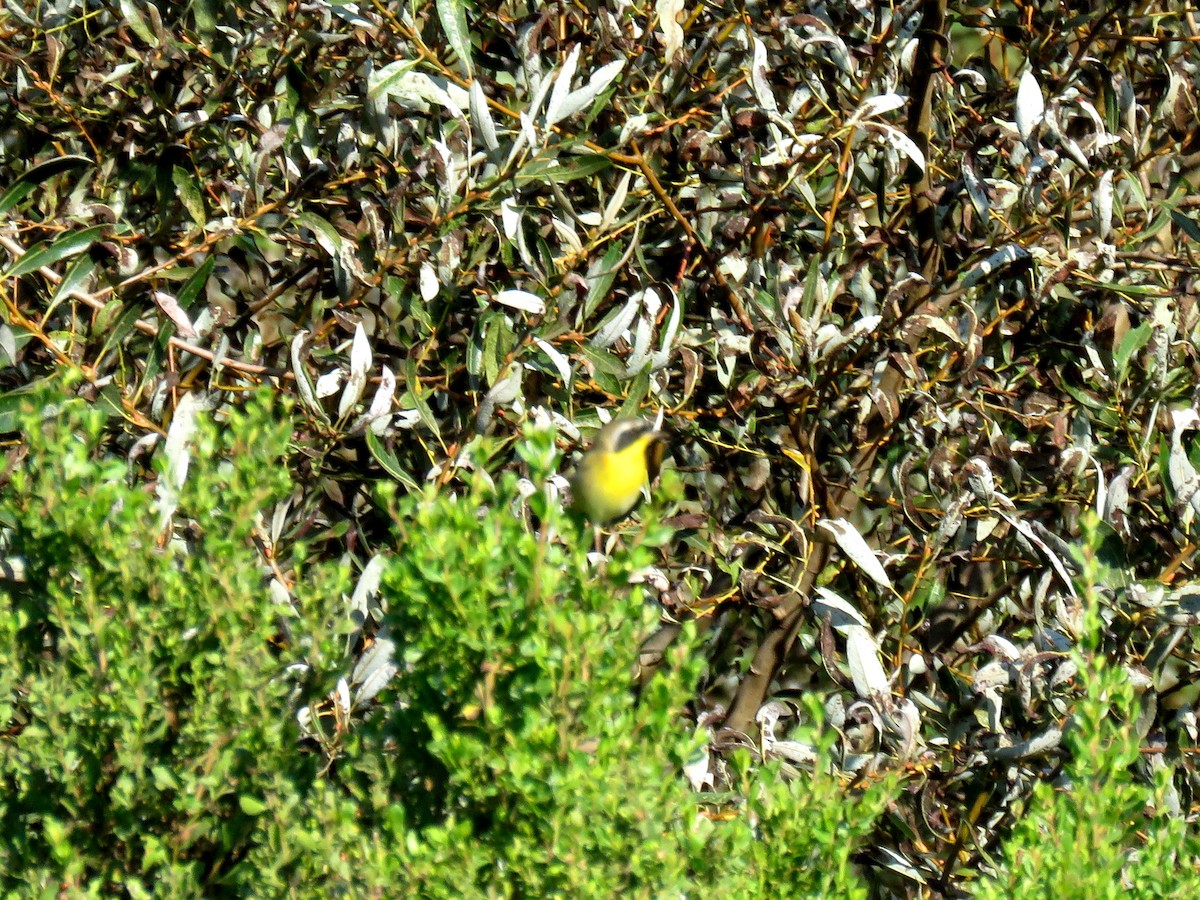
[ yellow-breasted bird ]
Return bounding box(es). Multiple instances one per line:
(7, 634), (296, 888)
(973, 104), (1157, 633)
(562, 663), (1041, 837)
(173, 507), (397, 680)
(569, 418), (669, 525)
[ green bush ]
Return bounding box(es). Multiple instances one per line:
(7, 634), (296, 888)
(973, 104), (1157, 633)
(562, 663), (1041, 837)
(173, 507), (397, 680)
(0, 394), (895, 895)
(0, 386), (333, 894)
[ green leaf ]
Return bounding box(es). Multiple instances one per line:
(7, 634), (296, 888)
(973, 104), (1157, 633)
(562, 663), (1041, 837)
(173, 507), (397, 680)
(0, 155), (92, 217)
(238, 795), (267, 815)
(482, 311), (514, 387)
(4, 225), (107, 278)
(583, 242), (625, 323)
(173, 166), (208, 229)
(119, 0), (159, 46)
(176, 256), (216, 311)
(94, 302), (146, 368)
(515, 154), (612, 185)
(1170, 209), (1200, 244)
(1110, 320), (1152, 387)
(366, 429), (421, 495)
(293, 211), (344, 258)
(436, 0), (473, 77)
(45, 254), (97, 319)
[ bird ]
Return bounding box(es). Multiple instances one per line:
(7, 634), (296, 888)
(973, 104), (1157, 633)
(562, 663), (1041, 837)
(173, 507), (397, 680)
(569, 418), (669, 525)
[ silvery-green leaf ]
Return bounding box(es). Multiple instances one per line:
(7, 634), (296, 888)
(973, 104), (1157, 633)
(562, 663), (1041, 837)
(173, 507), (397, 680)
(683, 747), (713, 790)
(848, 92), (906, 124)
(862, 122), (925, 173)
(291, 331), (328, 422)
(964, 457), (996, 507)
(315, 370), (342, 399)
(884, 697), (922, 758)
(1094, 170), (1114, 240)
(500, 197), (521, 239)
(978, 687), (1004, 733)
(347, 554), (387, 654)
(987, 727), (1063, 761)
(955, 68), (986, 91)
(599, 170), (634, 231)
(813, 585), (869, 631)
(996, 508), (1078, 597)
(1169, 409), (1200, 527)
(535, 338), (573, 385)
(153, 290), (198, 339)
(338, 323), (371, 420)
(544, 44), (581, 127)
(769, 739), (819, 766)
(593, 291), (642, 347)
(268, 578), (291, 608)
(622, 314), (654, 376)
(335, 678), (351, 717)
(657, 0), (685, 64)
(1015, 69), (1044, 141)
(619, 113), (650, 147)
(962, 156), (990, 218)
(363, 365), (396, 435)
(846, 625), (891, 702)
(351, 633), (398, 705)
(870, 848), (928, 886)
(1104, 465), (1133, 530)
(494, 289), (546, 314)
(817, 517), (892, 589)
(469, 80), (498, 150)
(270, 499), (290, 546)
(549, 60), (625, 126)
(419, 261), (439, 301)
(647, 291), (682, 369)
(435, 0), (473, 77)
(550, 215), (584, 254)
(368, 63), (468, 117)
(157, 391), (209, 528)
(119, 0), (159, 46)
(961, 244), (1031, 289)
(750, 37), (778, 113)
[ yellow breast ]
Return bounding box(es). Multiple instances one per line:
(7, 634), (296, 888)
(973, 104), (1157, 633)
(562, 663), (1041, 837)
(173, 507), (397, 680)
(570, 429), (662, 524)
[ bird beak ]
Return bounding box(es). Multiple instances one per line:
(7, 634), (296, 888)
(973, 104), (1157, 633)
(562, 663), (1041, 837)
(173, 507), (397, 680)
(646, 430), (669, 479)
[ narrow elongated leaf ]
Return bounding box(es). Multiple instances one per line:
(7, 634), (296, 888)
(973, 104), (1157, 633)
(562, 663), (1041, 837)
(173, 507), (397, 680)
(846, 625), (890, 702)
(348, 554), (387, 629)
(657, 0), (685, 63)
(1015, 69), (1044, 141)
(44, 254), (96, 319)
(1094, 170), (1114, 240)
(961, 244), (1031, 289)
(848, 92), (906, 124)
(494, 289), (546, 314)
(549, 60), (625, 125)
(812, 586), (869, 631)
(545, 45), (581, 127)
(469, 80), (498, 151)
(817, 517), (892, 589)
(291, 331), (329, 423)
(436, 0), (473, 77)
(0, 155), (92, 217)
(5, 225), (107, 278)
(338, 323), (372, 419)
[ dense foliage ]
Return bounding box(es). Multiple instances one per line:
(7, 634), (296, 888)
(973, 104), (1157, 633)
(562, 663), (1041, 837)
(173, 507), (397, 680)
(3, 0), (1200, 893)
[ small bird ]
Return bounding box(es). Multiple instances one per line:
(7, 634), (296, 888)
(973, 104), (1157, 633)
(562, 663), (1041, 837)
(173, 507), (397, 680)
(569, 418), (669, 525)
